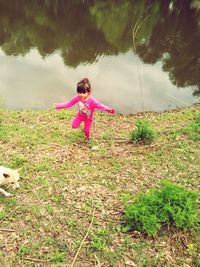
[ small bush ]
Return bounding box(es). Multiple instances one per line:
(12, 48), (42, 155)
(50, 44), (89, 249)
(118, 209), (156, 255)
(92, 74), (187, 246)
(124, 181), (199, 236)
(131, 119), (156, 144)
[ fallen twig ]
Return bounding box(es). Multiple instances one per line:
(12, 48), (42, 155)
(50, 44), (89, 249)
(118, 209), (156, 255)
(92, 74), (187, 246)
(70, 208), (95, 267)
(0, 228), (15, 232)
(24, 257), (49, 263)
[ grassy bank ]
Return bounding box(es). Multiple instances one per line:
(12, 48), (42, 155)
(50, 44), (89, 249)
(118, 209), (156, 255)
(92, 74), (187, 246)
(0, 105), (200, 266)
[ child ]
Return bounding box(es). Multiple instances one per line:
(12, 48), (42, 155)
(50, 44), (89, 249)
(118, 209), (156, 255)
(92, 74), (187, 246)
(54, 78), (115, 141)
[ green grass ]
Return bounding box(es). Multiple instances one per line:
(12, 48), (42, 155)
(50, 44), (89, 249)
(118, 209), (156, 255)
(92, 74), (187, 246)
(0, 106), (199, 266)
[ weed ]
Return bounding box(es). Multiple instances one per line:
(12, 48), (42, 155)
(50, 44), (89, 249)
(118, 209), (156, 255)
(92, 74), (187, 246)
(44, 238), (56, 245)
(12, 155), (28, 167)
(101, 128), (115, 140)
(67, 218), (77, 230)
(0, 124), (8, 141)
(139, 256), (162, 267)
(120, 193), (132, 206)
(46, 204), (54, 215)
(124, 181), (199, 236)
(0, 211), (7, 220)
(34, 159), (52, 172)
(130, 119), (156, 144)
(90, 228), (110, 251)
(194, 111), (200, 124)
(51, 194), (64, 204)
(18, 245), (30, 257)
(195, 259), (200, 267)
(50, 251), (65, 263)
(187, 243), (197, 256)
(50, 263), (63, 267)
(0, 197), (17, 208)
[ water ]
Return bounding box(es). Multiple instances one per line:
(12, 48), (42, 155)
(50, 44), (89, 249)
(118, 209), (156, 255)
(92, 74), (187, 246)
(0, 1), (199, 113)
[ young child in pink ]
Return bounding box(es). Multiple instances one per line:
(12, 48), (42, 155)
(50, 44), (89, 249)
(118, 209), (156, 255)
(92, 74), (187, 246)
(54, 78), (115, 140)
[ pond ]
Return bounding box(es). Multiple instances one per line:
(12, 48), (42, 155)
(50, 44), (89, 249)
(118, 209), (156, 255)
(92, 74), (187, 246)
(0, 0), (199, 113)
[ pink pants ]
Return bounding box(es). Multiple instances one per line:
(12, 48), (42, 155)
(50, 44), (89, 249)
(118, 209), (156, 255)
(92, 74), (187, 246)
(72, 113), (92, 139)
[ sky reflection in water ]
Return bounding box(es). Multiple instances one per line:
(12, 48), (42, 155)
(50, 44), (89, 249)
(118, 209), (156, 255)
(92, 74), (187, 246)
(0, 49), (196, 113)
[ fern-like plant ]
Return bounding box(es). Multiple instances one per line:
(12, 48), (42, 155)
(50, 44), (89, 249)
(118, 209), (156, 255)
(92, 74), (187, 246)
(124, 181), (199, 236)
(131, 119), (156, 144)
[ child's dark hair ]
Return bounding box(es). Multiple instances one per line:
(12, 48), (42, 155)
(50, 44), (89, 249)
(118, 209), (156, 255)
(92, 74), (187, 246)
(77, 78), (91, 94)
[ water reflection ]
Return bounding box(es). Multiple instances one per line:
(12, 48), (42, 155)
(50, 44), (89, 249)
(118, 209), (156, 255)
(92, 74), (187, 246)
(0, 0), (199, 112)
(0, 49), (196, 113)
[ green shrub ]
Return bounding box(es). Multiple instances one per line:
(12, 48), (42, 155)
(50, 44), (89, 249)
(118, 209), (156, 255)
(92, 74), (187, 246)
(124, 181), (199, 236)
(131, 119), (156, 144)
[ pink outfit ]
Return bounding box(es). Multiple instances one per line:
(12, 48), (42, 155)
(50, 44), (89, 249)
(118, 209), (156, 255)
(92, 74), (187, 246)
(55, 95), (112, 139)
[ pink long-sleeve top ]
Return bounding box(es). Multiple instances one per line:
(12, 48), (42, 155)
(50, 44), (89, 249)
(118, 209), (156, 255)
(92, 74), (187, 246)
(55, 95), (111, 120)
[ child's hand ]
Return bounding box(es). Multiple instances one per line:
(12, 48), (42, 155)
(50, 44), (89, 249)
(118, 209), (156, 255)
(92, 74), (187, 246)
(107, 109), (115, 114)
(53, 103), (58, 109)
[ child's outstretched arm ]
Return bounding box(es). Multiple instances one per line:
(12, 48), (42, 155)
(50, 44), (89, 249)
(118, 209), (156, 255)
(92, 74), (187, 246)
(94, 100), (115, 114)
(54, 96), (79, 110)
